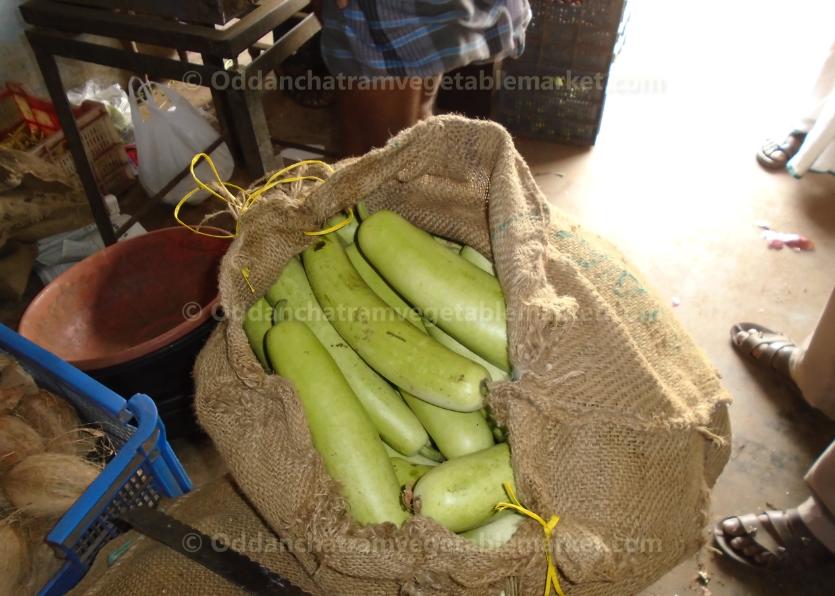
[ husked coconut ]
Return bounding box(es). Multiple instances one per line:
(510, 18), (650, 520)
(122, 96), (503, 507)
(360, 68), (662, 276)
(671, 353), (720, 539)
(16, 390), (81, 454)
(0, 355), (38, 415)
(0, 415), (44, 474)
(0, 387), (24, 415)
(20, 541), (62, 595)
(3, 453), (100, 518)
(0, 358), (38, 396)
(0, 523), (30, 596)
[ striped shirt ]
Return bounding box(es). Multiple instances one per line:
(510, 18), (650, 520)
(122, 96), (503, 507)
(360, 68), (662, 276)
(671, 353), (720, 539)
(320, 0), (532, 78)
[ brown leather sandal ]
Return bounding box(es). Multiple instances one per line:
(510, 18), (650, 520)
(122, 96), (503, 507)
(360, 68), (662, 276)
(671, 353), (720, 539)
(714, 510), (830, 569)
(757, 132), (806, 171)
(730, 322), (798, 386)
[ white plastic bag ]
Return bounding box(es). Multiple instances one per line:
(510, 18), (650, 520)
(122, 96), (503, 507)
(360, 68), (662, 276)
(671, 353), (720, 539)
(128, 77), (233, 206)
(68, 80), (133, 141)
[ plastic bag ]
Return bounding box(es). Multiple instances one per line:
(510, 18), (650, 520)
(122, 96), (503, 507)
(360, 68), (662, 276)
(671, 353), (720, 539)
(128, 77), (233, 206)
(67, 80), (133, 142)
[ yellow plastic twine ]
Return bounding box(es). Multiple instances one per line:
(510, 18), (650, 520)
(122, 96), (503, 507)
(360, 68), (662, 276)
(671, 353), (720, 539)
(174, 152), (353, 291)
(495, 482), (565, 596)
(240, 267), (255, 294)
(173, 153), (337, 239)
(303, 207), (355, 237)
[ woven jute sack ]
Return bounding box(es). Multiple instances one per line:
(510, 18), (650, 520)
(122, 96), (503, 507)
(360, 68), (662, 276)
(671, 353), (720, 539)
(193, 115), (732, 596)
(70, 475), (320, 596)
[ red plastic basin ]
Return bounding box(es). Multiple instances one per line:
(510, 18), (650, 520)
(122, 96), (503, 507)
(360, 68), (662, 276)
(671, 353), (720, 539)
(19, 227), (230, 371)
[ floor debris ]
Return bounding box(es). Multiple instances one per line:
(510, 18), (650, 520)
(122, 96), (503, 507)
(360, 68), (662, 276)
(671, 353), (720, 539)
(34, 194), (145, 283)
(759, 226), (815, 251)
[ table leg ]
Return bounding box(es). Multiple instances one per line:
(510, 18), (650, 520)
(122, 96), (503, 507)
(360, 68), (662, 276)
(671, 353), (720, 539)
(28, 35), (117, 246)
(201, 54), (243, 165)
(202, 55), (275, 179)
(224, 85), (275, 179)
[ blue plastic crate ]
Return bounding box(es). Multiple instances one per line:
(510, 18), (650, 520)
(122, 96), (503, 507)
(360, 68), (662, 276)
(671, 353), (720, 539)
(0, 324), (192, 595)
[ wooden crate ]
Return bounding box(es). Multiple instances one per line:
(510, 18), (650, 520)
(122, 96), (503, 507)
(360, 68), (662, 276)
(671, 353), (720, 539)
(31, 101), (135, 195)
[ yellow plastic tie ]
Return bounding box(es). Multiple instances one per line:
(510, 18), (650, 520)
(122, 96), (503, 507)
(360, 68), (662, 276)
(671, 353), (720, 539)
(303, 208), (355, 237)
(495, 482), (565, 596)
(174, 154), (335, 239)
(175, 154), (341, 292)
(241, 267), (255, 294)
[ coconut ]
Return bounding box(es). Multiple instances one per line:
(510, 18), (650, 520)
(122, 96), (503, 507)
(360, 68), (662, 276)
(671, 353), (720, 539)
(0, 387), (24, 415)
(0, 356), (38, 416)
(3, 453), (100, 518)
(0, 523), (30, 596)
(20, 541), (63, 595)
(0, 488), (12, 518)
(19, 519), (63, 596)
(15, 390), (81, 454)
(0, 358), (38, 396)
(0, 416), (45, 474)
(20, 515), (56, 545)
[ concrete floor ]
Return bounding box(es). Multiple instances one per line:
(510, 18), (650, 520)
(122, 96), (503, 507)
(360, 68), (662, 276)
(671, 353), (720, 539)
(514, 1), (835, 594)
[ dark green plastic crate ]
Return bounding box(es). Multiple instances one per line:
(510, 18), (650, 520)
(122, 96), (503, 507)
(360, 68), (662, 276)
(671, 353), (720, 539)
(494, 0), (628, 145)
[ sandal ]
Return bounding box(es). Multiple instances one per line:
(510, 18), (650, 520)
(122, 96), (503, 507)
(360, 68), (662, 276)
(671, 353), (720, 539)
(730, 322), (798, 386)
(714, 510), (830, 569)
(757, 132), (806, 171)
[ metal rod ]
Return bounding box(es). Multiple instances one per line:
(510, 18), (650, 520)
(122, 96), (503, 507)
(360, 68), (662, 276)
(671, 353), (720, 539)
(202, 54), (244, 164)
(21, 0), (225, 53)
(28, 33), (117, 245)
(113, 137), (225, 238)
(25, 30), (217, 84)
(20, 0), (311, 58)
(223, 0), (310, 56)
(247, 13), (320, 78)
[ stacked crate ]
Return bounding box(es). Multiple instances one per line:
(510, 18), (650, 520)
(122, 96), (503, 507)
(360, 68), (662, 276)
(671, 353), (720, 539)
(0, 83), (133, 194)
(494, 0), (628, 145)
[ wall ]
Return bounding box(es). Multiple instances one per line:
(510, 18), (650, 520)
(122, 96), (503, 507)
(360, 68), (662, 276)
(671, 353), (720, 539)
(0, 1), (129, 97)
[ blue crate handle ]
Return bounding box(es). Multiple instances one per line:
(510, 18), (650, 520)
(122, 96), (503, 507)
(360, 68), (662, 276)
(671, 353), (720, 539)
(0, 325), (192, 595)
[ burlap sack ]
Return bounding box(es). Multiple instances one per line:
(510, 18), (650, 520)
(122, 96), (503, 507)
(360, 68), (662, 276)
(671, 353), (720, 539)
(192, 115), (731, 595)
(0, 147), (91, 247)
(70, 475), (320, 596)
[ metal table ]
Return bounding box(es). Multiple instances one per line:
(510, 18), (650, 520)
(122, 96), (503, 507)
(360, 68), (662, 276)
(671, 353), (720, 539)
(21, 0), (319, 244)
